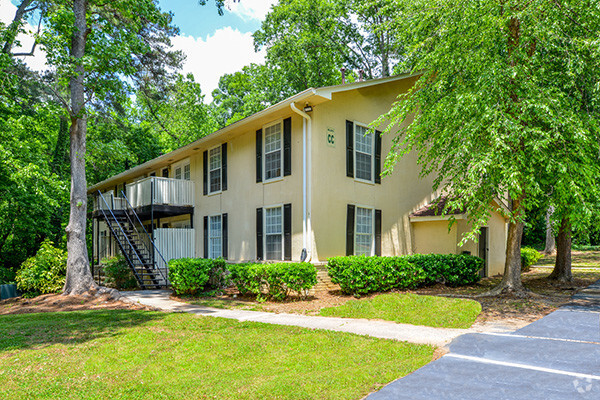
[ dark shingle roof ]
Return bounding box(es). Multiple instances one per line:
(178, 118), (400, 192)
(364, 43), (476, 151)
(410, 196), (465, 218)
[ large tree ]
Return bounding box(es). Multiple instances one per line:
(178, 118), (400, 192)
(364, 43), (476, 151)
(380, 0), (600, 295)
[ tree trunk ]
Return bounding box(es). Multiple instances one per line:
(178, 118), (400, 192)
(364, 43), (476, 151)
(543, 206), (555, 255)
(63, 0), (98, 295)
(548, 216), (572, 283)
(1, 0), (35, 54)
(482, 196), (528, 296)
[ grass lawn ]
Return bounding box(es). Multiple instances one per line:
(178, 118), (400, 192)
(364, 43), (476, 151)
(0, 310), (433, 400)
(319, 293), (481, 329)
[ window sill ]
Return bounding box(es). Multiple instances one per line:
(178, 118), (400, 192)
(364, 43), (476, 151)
(354, 178), (375, 186)
(263, 177), (284, 184)
(207, 190), (222, 197)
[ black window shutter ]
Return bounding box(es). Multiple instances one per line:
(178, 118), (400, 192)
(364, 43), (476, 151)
(222, 213), (228, 260)
(283, 203), (292, 260)
(375, 209), (382, 256)
(346, 120), (354, 177)
(203, 216), (208, 258)
(346, 204), (355, 256)
(256, 129), (263, 182)
(203, 150), (208, 195)
(375, 130), (382, 184)
(256, 208), (263, 260)
(283, 117), (292, 176)
(221, 143), (228, 191)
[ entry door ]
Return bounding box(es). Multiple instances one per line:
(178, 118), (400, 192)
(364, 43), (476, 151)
(479, 227), (488, 277)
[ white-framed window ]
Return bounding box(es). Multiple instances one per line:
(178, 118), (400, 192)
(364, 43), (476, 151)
(355, 206), (374, 256)
(99, 230), (108, 260)
(209, 146), (222, 193)
(264, 206), (283, 260)
(173, 159), (191, 181)
(354, 122), (374, 182)
(264, 121), (282, 181)
(208, 214), (222, 259)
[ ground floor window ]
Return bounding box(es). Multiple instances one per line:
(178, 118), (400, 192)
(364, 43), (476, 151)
(265, 206), (283, 260)
(209, 215), (222, 259)
(355, 207), (374, 256)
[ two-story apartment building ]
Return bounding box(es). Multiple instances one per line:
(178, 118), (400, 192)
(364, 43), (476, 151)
(88, 73), (508, 288)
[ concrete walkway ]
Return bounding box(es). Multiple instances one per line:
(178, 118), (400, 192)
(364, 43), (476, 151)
(367, 281), (600, 399)
(122, 290), (481, 347)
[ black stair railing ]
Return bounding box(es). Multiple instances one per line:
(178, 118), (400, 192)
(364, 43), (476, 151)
(96, 191), (156, 289)
(119, 189), (170, 285)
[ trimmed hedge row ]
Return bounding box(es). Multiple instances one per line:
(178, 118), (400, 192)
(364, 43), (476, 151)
(229, 262), (317, 301)
(169, 258), (229, 295)
(327, 254), (483, 295)
(168, 259), (317, 300)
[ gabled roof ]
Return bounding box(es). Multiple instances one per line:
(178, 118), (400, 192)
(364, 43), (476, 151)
(87, 72), (421, 193)
(410, 196), (465, 218)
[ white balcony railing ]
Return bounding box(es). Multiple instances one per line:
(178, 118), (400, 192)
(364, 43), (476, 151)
(94, 191), (127, 211)
(126, 176), (194, 208)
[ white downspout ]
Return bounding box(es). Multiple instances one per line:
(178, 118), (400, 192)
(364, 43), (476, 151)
(290, 102), (312, 261)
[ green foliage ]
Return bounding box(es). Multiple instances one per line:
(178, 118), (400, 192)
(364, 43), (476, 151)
(229, 262), (317, 301)
(404, 254), (483, 287)
(327, 254), (483, 295)
(15, 240), (67, 295)
(0, 267), (15, 284)
(520, 247), (542, 272)
(102, 255), (138, 290)
(168, 258), (213, 295)
(327, 255), (428, 295)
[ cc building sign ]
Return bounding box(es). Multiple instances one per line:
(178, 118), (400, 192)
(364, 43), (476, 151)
(326, 127), (335, 148)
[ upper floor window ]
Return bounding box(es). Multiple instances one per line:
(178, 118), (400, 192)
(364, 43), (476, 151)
(174, 160), (191, 181)
(264, 121), (282, 181)
(209, 146), (222, 193)
(354, 124), (373, 182)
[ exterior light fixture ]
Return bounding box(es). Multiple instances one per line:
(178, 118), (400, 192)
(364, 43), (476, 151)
(303, 105), (313, 113)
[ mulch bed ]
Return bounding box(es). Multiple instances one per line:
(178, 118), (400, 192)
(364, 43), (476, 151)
(0, 293), (156, 315)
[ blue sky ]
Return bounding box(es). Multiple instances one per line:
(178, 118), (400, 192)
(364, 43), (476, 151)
(1, 0), (278, 102)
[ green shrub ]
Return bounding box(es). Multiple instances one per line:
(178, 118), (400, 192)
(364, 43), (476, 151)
(16, 240), (67, 295)
(207, 258), (231, 290)
(0, 267), (16, 284)
(404, 254), (483, 287)
(168, 258), (213, 295)
(521, 247), (542, 272)
(327, 254), (484, 295)
(327, 256), (428, 295)
(102, 255), (138, 290)
(229, 262), (317, 301)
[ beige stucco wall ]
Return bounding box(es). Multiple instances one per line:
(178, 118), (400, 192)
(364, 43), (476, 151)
(309, 76), (440, 261)
(412, 220), (458, 255)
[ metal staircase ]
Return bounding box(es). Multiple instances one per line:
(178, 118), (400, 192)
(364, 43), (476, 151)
(96, 190), (169, 289)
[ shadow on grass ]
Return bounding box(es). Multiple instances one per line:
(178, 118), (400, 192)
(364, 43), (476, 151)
(0, 310), (165, 352)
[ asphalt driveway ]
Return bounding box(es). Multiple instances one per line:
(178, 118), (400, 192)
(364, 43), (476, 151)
(368, 281), (600, 399)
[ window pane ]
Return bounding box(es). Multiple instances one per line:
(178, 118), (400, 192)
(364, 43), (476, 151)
(209, 215), (222, 259)
(265, 151), (281, 180)
(264, 123), (282, 180)
(355, 207), (373, 256)
(355, 124), (373, 181)
(175, 167), (182, 180)
(266, 234), (282, 260)
(210, 170), (221, 192)
(184, 164), (191, 181)
(265, 207), (282, 235)
(355, 152), (372, 181)
(355, 125), (372, 154)
(209, 147), (221, 170)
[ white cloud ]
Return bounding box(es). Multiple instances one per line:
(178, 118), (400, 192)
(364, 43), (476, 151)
(172, 27), (265, 102)
(224, 0), (277, 21)
(0, 0), (48, 71)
